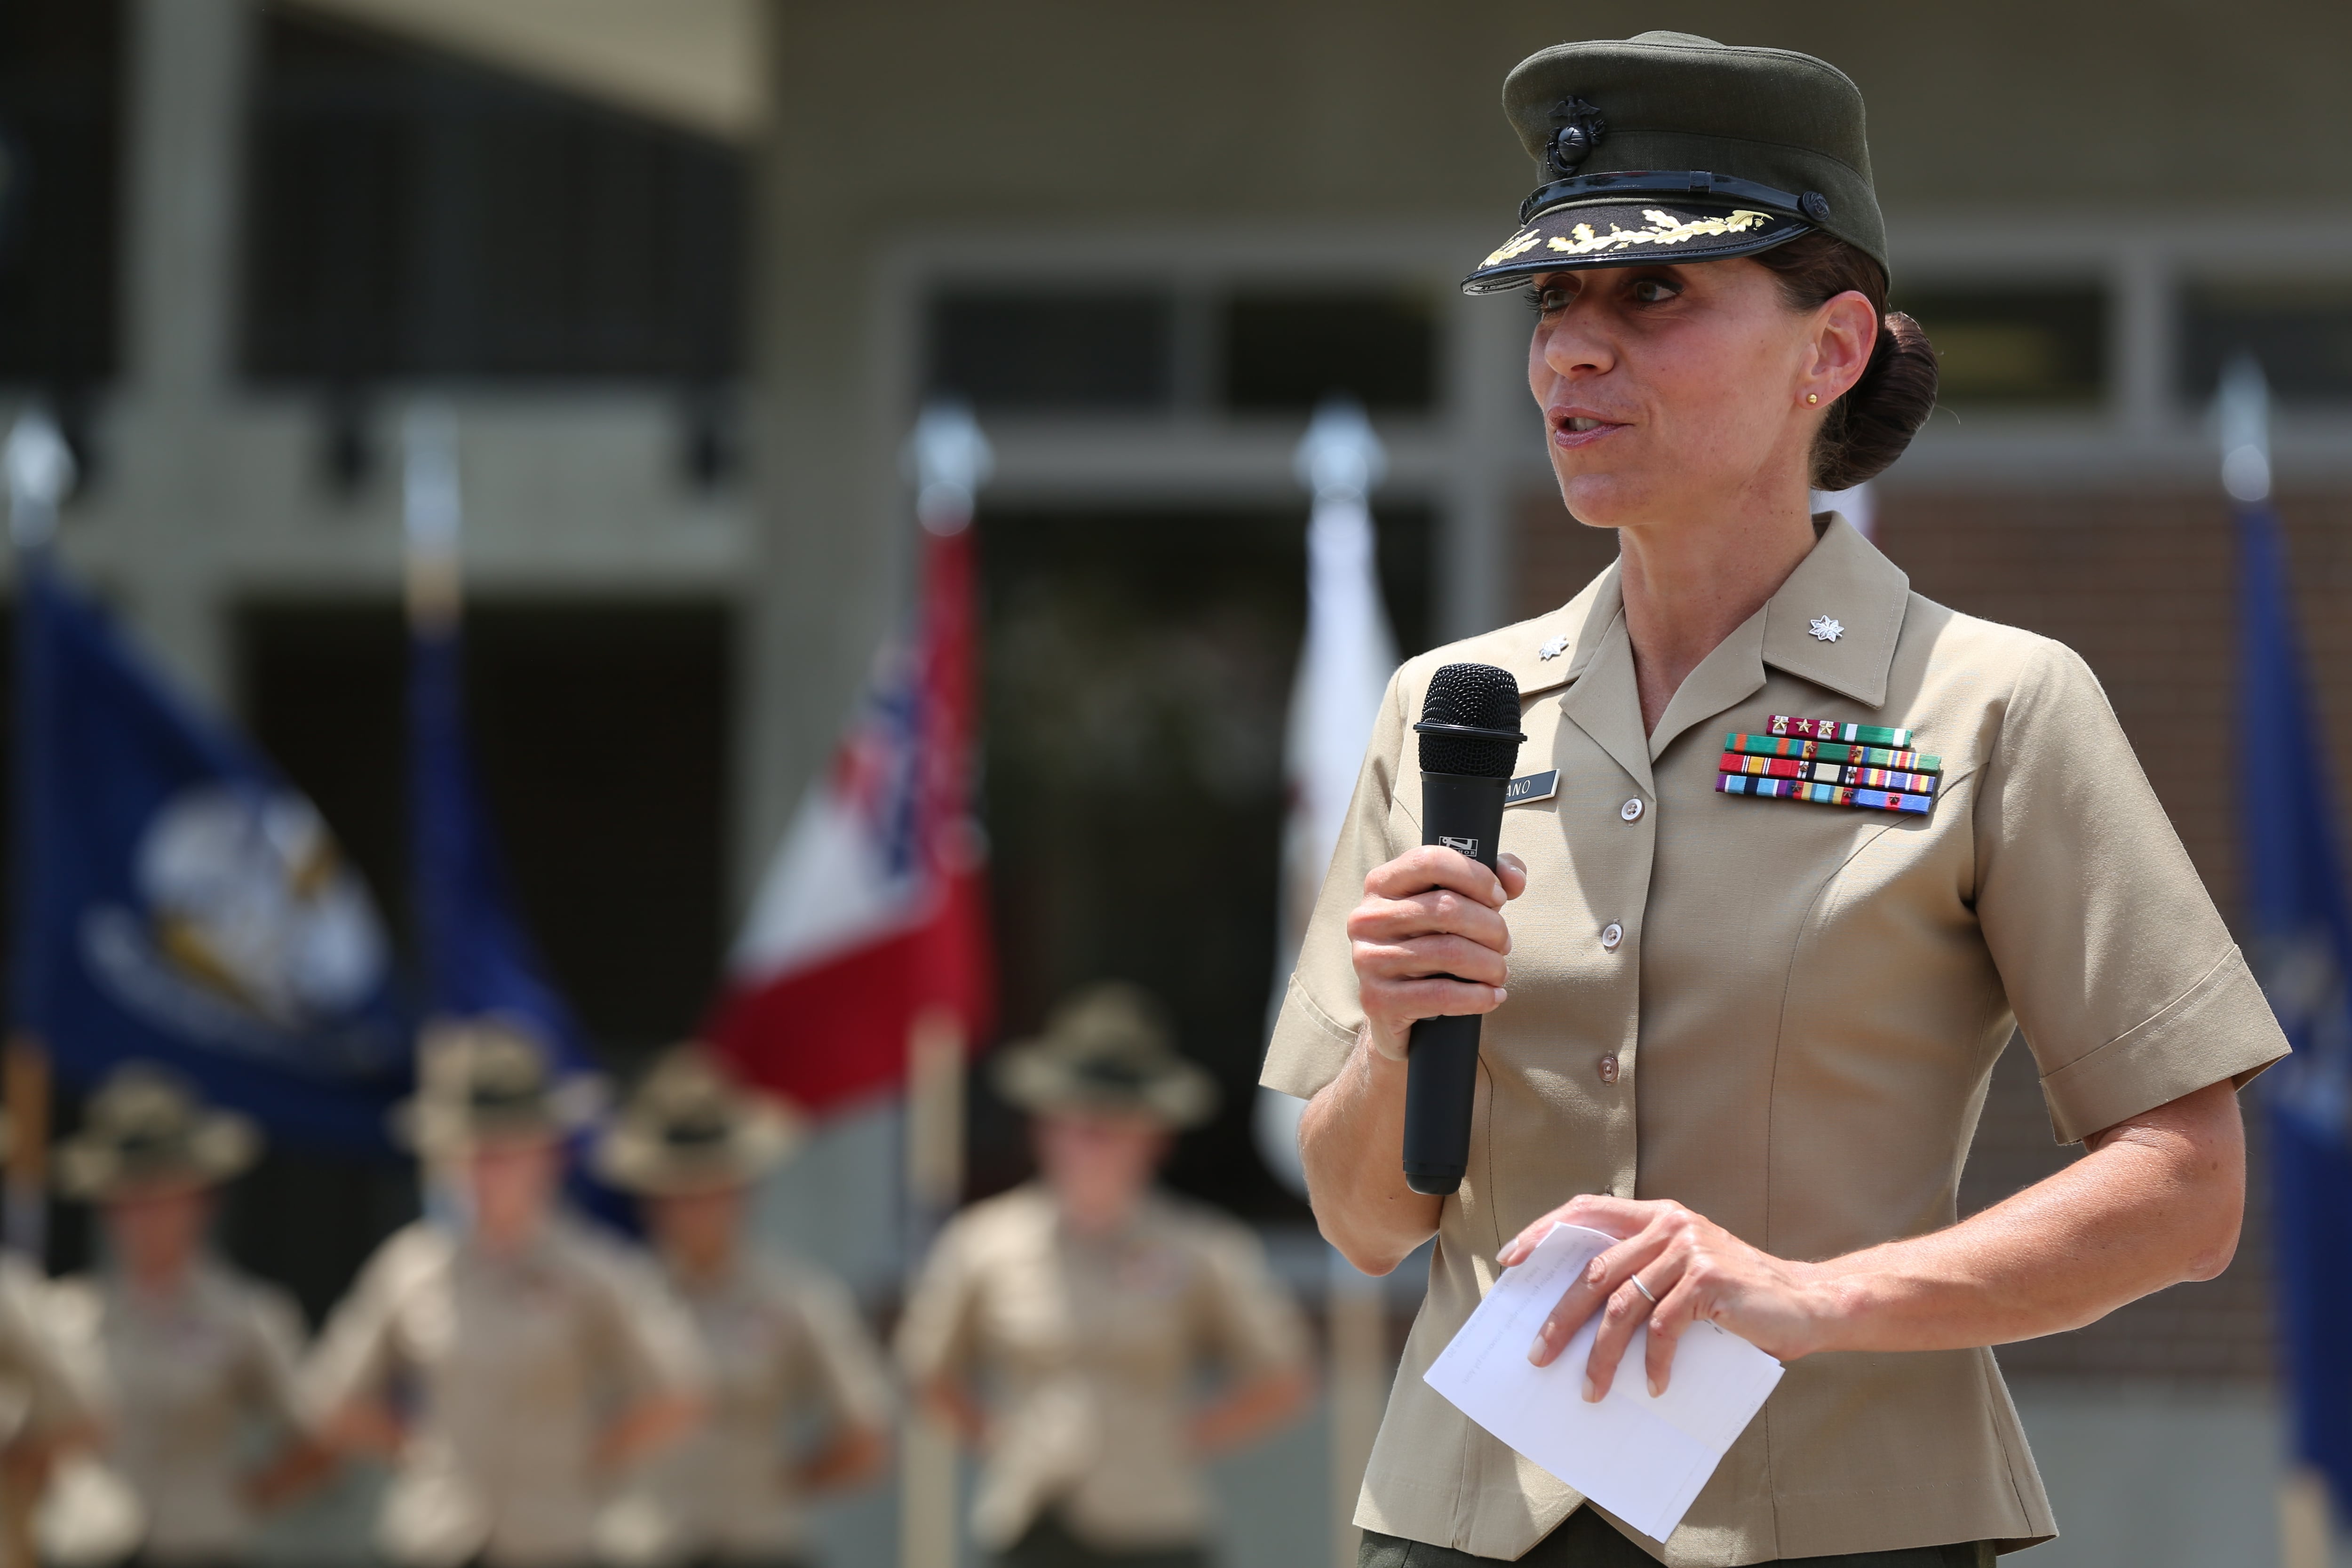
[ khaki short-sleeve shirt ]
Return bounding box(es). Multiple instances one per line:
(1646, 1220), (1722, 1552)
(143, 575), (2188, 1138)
(603, 1254), (891, 1564)
(1262, 516), (2288, 1566)
(896, 1184), (1310, 1552)
(303, 1218), (706, 1568)
(46, 1261), (308, 1563)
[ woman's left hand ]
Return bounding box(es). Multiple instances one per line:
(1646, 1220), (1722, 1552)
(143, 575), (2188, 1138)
(1499, 1195), (1844, 1401)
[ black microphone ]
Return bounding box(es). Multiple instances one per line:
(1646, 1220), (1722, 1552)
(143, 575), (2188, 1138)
(1401, 662), (1526, 1197)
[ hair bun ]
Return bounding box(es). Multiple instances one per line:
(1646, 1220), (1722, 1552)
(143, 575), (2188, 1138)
(1814, 310), (1938, 491)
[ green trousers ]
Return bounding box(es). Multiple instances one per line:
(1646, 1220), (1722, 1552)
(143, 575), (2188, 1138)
(1360, 1513), (1995, 1567)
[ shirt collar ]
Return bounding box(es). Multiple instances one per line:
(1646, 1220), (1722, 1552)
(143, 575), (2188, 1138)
(1551, 512), (1911, 779)
(1756, 511), (1910, 708)
(1558, 512), (1907, 704)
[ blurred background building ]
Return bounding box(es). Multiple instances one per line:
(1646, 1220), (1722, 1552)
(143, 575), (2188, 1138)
(4, 0), (2352, 1563)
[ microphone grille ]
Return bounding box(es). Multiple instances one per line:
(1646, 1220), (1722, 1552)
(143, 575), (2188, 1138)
(1417, 662), (1524, 778)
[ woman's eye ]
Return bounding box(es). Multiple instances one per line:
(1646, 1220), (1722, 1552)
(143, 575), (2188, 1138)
(1536, 287), (1572, 313)
(1630, 279), (1678, 304)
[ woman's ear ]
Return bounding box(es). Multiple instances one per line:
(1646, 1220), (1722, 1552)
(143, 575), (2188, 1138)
(1809, 288), (1879, 404)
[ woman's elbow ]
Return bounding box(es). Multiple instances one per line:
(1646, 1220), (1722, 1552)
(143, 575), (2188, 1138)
(1313, 1207), (1422, 1276)
(2180, 1169), (2245, 1282)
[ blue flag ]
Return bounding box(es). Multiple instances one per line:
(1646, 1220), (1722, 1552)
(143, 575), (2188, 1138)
(8, 553), (410, 1151)
(2240, 496), (2352, 1514)
(407, 621), (587, 1068)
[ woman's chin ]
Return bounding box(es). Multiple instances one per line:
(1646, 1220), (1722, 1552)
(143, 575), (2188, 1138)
(1556, 472), (1651, 531)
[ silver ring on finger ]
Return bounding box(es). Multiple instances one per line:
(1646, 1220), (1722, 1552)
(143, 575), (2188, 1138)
(1629, 1274), (1658, 1305)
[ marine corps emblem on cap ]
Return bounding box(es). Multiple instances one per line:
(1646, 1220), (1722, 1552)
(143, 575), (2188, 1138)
(1462, 32), (1888, 294)
(1545, 96), (1607, 177)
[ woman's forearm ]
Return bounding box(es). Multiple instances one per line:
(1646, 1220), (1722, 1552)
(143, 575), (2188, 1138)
(1810, 1079), (2245, 1353)
(1299, 1028), (1442, 1274)
(1517, 1079), (2247, 1398)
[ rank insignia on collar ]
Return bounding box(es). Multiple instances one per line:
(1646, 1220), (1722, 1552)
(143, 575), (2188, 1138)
(1714, 719), (1938, 817)
(1808, 615), (1844, 643)
(1536, 634), (1571, 661)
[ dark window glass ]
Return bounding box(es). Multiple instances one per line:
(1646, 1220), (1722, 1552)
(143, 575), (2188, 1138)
(2180, 280), (2352, 406)
(0, 0), (123, 386)
(929, 290), (1174, 412)
(973, 504), (1431, 1220)
(1222, 289), (1437, 413)
(1891, 283), (2107, 406)
(243, 8), (745, 382)
(238, 599), (732, 1055)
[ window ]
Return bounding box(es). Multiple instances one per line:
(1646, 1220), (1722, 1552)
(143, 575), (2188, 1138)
(974, 505), (1430, 1218)
(2180, 279), (2352, 406)
(1221, 289), (1437, 414)
(0, 0), (123, 388)
(928, 289), (1175, 412)
(1891, 283), (2107, 406)
(242, 8), (745, 383)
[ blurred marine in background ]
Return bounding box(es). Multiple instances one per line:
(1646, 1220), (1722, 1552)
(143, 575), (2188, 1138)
(41, 1064), (331, 1568)
(303, 1024), (705, 1568)
(898, 984), (1312, 1568)
(593, 1045), (891, 1568)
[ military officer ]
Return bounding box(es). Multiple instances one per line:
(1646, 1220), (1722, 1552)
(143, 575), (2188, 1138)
(1266, 31), (2289, 1568)
(304, 1024), (705, 1568)
(0, 1206), (94, 1568)
(40, 1064), (330, 1567)
(592, 1046), (891, 1568)
(899, 983), (1313, 1568)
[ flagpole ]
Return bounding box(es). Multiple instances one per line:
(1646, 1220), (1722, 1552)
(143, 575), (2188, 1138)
(402, 401), (462, 1217)
(2, 412), (75, 1270)
(2221, 360), (2339, 1568)
(1, 411), (72, 1568)
(898, 403), (992, 1568)
(1258, 402), (1397, 1568)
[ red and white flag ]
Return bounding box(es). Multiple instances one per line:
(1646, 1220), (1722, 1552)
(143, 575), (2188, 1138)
(707, 415), (993, 1113)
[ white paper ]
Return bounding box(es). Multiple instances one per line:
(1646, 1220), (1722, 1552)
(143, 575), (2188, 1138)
(1423, 1223), (1784, 1543)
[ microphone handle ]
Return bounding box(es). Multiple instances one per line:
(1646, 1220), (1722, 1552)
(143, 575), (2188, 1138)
(1401, 770), (1510, 1196)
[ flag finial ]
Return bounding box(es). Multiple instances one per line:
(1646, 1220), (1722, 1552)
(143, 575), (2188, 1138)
(403, 401), (463, 628)
(907, 401), (993, 535)
(1294, 399), (1387, 503)
(2217, 354), (2272, 504)
(4, 409), (75, 550)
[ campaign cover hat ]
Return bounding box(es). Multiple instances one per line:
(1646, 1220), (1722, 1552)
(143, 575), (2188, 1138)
(58, 1062), (259, 1200)
(595, 1044), (803, 1196)
(992, 982), (1218, 1130)
(1463, 31), (1886, 294)
(393, 1018), (598, 1156)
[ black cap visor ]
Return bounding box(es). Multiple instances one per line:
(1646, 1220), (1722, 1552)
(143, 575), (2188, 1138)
(1463, 196), (1809, 294)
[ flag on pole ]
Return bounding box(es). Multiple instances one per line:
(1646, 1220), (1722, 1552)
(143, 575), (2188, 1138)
(6, 414), (408, 1152)
(1255, 400), (1396, 1182)
(707, 404), (994, 1114)
(2229, 359), (2352, 1519)
(403, 406), (590, 1072)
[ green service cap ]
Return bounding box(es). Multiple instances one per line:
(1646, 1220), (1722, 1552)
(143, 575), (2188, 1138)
(1462, 32), (1886, 294)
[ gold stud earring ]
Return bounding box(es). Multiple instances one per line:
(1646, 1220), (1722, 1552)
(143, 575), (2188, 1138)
(1806, 393), (1820, 405)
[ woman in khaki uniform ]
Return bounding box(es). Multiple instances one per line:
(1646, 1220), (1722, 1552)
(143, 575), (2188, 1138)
(1264, 31), (2289, 1568)
(42, 1065), (330, 1568)
(304, 1026), (705, 1568)
(593, 1046), (891, 1568)
(899, 984), (1313, 1568)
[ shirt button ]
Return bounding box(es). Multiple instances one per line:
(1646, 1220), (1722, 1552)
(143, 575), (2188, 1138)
(1600, 921), (1624, 950)
(1620, 797), (1645, 822)
(1597, 1054), (1620, 1085)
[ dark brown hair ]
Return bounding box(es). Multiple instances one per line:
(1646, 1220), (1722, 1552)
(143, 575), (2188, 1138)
(1751, 232), (1938, 491)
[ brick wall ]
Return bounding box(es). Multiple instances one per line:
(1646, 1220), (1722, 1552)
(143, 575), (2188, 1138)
(1507, 486), (2352, 1380)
